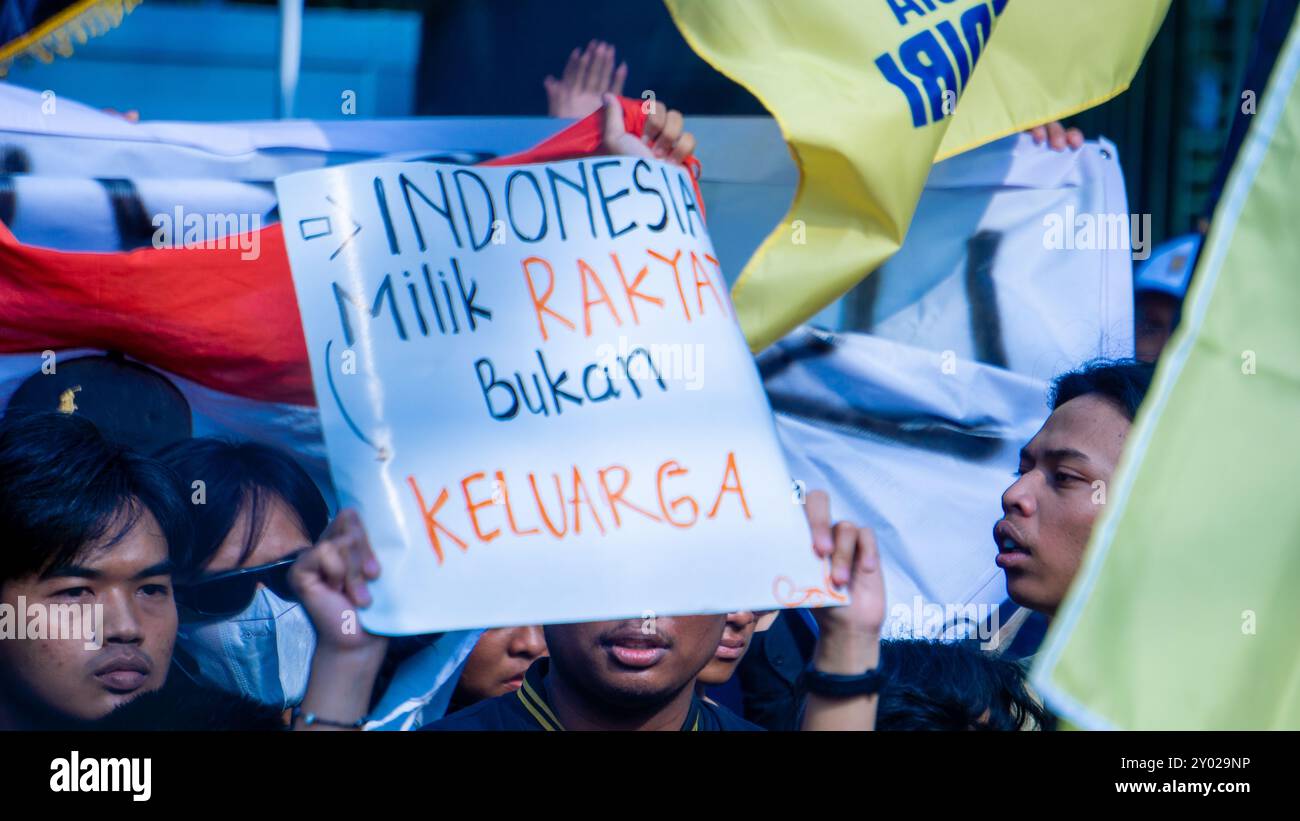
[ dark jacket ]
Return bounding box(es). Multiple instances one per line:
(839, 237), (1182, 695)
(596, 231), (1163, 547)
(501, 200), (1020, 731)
(424, 658), (762, 731)
(30, 667), (286, 731)
(735, 609), (818, 731)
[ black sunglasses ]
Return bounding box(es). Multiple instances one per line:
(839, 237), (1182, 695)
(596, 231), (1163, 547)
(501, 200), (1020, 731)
(175, 554), (303, 619)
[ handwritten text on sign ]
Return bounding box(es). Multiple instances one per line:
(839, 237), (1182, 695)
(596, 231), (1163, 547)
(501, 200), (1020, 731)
(276, 157), (828, 634)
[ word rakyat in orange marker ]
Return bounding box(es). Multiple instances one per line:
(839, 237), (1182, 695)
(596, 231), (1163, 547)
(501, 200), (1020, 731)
(522, 246), (730, 342)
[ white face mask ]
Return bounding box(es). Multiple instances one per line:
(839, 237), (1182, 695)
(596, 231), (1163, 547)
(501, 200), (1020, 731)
(176, 588), (316, 710)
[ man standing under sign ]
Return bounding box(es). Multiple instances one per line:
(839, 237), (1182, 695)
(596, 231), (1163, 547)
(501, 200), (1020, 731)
(289, 490), (885, 732)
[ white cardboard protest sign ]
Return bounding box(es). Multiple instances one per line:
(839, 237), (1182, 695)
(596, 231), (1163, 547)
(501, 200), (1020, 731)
(275, 157), (828, 634)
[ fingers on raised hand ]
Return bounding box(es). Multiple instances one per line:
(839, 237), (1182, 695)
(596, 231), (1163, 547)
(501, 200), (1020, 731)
(851, 527), (885, 631)
(829, 521), (858, 588)
(643, 100), (667, 144)
(313, 533), (349, 593)
(577, 41), (601, 91)
(292, 509), (379, 608)
(854, 525), (880, 580)
(651, 109), (683, 158)
(561, 47), (582, 85)
(592, 43), (614, 91)
(1030, 122), (1083, 151)
(600, 93), (626, 138)
(669, 129), (696, 164)
(1046, 121), (1069, 150)
(804, 489), (833, 559)
(610, 61), (628, 96)
(291, 514), (343, 594)
(333, 510), (378, 607)
(342, 537), (373, 609)
(599, 92), (692, 164)
(315, 506), (350, 543)
(348, 517), (379, 605)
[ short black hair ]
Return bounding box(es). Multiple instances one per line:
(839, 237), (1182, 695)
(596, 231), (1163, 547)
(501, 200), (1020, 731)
(1049, 358), (1155, 421)
(875, 640), (1054, 731)
(4, 353), (192, 455)
(155, 438), (328, 578)
(0, 412), (191, 583)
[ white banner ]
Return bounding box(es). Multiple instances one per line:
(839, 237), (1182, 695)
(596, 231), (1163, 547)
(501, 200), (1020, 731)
(860, 135), (1136, 383)
(760, 327), (1049, 643)
(275, 156), (826, 634)
(1, 87), (1136, 645)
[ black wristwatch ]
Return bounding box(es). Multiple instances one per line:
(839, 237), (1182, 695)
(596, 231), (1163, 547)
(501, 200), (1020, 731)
(797, 662), (884, 699)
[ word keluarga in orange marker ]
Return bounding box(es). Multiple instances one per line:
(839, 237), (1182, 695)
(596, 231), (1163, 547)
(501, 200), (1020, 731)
(405, 451), (752, 564)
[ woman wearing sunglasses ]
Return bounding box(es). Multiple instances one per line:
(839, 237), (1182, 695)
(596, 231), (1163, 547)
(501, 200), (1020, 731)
(156, 438), (329, 715)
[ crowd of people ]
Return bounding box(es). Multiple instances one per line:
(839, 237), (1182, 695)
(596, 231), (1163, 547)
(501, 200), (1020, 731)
(0, 40), (1180, 733)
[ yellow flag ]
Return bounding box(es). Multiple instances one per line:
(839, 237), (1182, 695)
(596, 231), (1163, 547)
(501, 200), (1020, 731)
(665, 0), (1169, 352)
(1031, 14), (1300, 730)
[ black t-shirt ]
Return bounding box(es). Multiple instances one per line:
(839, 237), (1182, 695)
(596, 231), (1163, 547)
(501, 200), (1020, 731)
(423, 658), (761, 731)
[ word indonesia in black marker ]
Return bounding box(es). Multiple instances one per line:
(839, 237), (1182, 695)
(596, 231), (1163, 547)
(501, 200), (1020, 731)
(324, 157), (708, 427)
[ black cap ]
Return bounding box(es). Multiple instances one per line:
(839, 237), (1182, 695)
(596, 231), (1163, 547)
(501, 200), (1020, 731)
(4, 353), (193, 455)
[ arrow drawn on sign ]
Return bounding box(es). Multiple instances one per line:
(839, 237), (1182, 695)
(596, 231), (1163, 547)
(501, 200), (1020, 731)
(298, 195), (362, 260)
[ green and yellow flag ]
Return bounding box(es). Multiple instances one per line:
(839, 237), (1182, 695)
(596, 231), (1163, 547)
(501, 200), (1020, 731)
(665, 0), (1170, 351)
(1032, 15), (1300, 730)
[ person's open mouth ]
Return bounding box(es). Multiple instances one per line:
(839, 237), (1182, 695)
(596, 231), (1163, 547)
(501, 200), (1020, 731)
(994, 520), (1033, 570)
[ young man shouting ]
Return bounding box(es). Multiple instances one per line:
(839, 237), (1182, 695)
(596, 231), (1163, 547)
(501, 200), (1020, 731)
(994, 359), (1154, 619)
